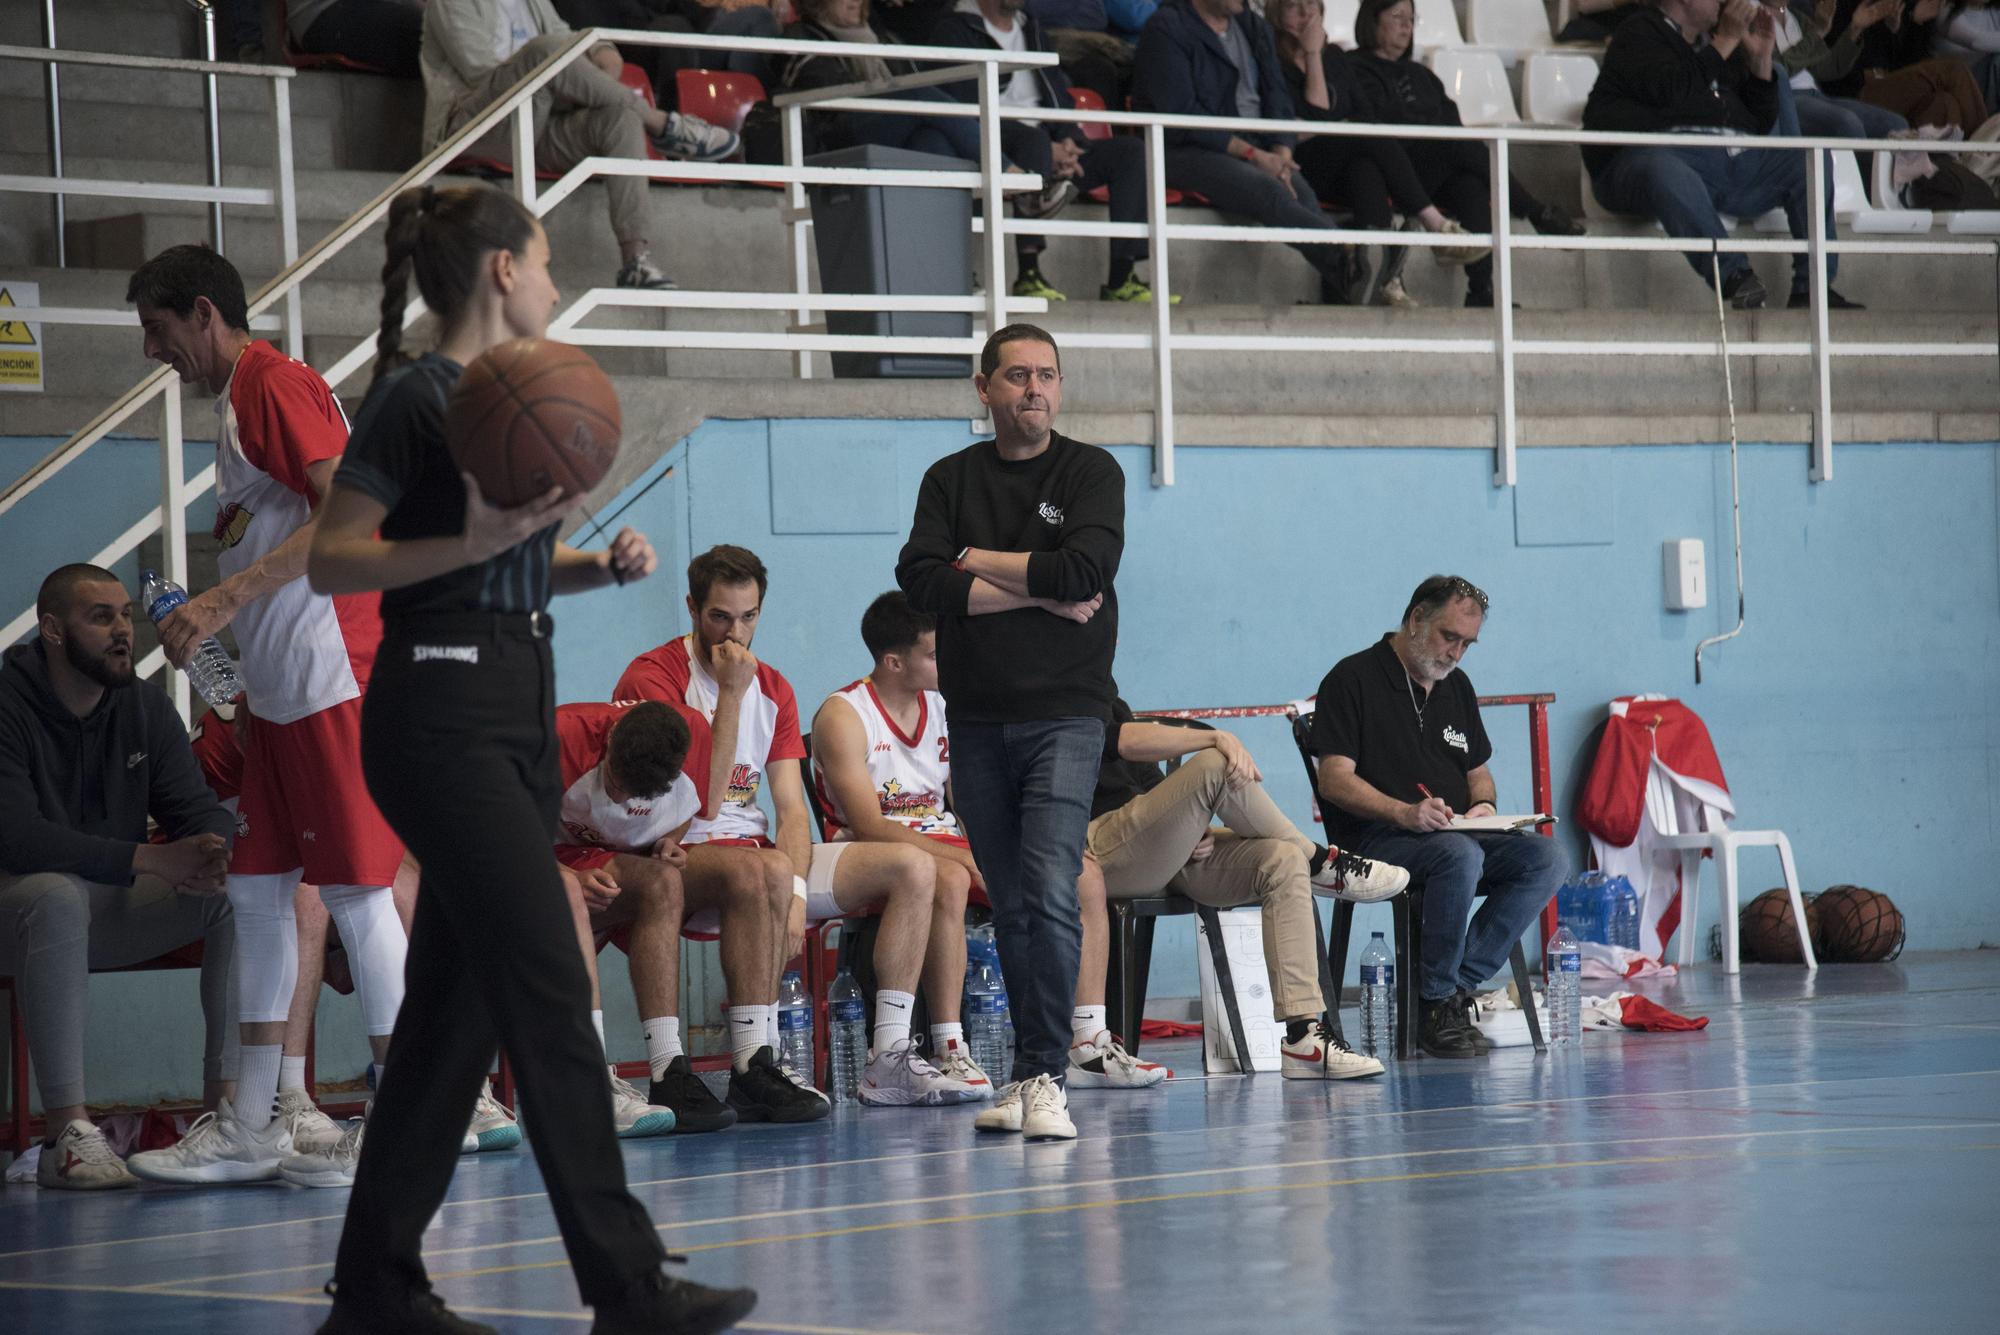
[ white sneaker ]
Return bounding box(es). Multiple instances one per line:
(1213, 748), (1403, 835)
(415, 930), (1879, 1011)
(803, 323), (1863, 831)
(858, 1039), (985, 1106)
(126, 1098), (291, 1185)
(929, 1039), (995, 1101)
(1310, 849), (1410, 903)
(1376, 277), (1420, 309)
(653, 110), (741, 162)
(973, 1080), (1026, 1133)
(279, 1116), (364, 1188)
(1021, 1074), (1076, 1141)
(277, 1087), (343, 1155)
(609, 1067), (677, 1137)
(36, 1119), (137, 1190)
(464, 1080), (521, 1151)
(1280, 1021), (1385, 1080)
(1067, 1032), (1167, 1088)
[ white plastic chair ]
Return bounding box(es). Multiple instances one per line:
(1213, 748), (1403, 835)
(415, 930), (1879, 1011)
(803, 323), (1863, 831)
(1428, 48), (1519, 125)
(1415, 0), (1465, 49)
(1324, 0), (1360, 48)
(1465, 0), (1557, 50)
(1520, 51), (1597, 128)
(1657, 829), (1817, 974)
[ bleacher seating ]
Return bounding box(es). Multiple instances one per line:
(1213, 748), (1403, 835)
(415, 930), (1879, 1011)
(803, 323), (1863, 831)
(1415, 0), (1466, 49)
(1463, 0), (1559, 52)
(1325, 0), (1361, 46)
(1520, 50), (1596, 127)
(1427, 48), (1519, 125)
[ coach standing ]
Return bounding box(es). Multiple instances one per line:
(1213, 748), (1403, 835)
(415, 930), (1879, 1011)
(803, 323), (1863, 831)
(897, 323), (1123, 1142)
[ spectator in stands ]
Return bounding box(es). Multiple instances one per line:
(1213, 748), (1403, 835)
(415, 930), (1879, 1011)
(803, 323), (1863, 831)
(1075, 695), (1408, 1082)
(1309, 575), (1569, 1060)
(1268, 0), (1489, 308)
(1023, 0), (1161, 108)
(933, 0), (1165, 301)
(1585, 0), (1856, 310)
(0, 564), (237, 1190)
(219, 0), (268, 63)
(1821, 0), (1988, 132)
(287, 0), (426, 75)
(1132, 0), (1365, 303)
(1936, 0), (2000, 113)
(1768, 0), (1910, 148)
(1346, 0), (1585, 309)
(553, 0), (782, 101)
(422, 0), (742, 290)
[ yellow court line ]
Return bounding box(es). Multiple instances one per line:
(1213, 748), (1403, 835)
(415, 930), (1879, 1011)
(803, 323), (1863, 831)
(137, 1118), (2000, 1291)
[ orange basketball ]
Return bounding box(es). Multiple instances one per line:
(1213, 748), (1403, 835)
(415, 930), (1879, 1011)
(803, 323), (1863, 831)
(445, 338), (621, 507)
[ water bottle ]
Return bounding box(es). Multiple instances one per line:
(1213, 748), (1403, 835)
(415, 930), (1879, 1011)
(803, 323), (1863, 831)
(776, 970), (815, 1083)
(141, 570), (240, 707)
(1545, 925), (1582, 1048)
(1610, 875), (1641, 951)
(1358, 931), (1395, 1059)
(827, 968), (866, 1105)
(964, 929), (1008, 1081)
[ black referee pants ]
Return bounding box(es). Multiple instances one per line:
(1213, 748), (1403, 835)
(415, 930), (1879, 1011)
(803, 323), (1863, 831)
(335, 613), (663, 1307)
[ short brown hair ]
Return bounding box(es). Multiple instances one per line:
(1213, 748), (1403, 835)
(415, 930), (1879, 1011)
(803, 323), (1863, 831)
(979, 323), (1061, 378)
(605, 702), (692, 799)
(37, 563), (123, 621)
(687, 544), (768, 608)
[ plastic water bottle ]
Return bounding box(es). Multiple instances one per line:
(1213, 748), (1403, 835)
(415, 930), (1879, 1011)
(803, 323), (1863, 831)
(827, 968), (866, 1105)
(964, 929), (1009, 1081)
(141, 570), (240, 707)
(1358, 931), (1395, 1059)
(1545, 925), (1582, 1048)
(1610, 875), (1642, 950)
(776, 970), (815, 1082)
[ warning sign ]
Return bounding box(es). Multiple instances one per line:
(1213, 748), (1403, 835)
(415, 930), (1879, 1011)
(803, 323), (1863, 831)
(0, 282), (44, 393)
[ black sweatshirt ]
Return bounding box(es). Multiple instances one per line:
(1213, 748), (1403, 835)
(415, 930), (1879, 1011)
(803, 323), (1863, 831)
(1582, 8), (1779, 176)
(0, 641), (233, 883)
(896, 432), (1124, 725)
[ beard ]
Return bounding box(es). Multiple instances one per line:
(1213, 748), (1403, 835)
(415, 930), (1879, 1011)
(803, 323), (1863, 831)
(65, 635), (135, 690)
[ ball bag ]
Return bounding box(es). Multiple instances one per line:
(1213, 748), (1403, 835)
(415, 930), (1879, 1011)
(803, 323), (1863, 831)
(1814, 885), (1905, 962)
(1738, 888), (1820, 963)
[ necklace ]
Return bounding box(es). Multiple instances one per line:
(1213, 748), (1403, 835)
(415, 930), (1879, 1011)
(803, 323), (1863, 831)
(1405, 670), (1427, 733)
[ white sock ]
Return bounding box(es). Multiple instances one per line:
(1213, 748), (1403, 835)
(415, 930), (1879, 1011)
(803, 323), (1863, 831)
(729, 1006), (768, 1071)
(591, 1009), (606, 1051)
(643, 1016), (683, 1081)
(931, 1021), (965, 1052)
(371, 1062), (387, 1095)
(1071, 1004), (1108, 1046)
(278, 1055), (307, 1094)
(764, 1003), (780, 1050)
(235, 1044), (282, 1130)
(873, 989), (916, 1053)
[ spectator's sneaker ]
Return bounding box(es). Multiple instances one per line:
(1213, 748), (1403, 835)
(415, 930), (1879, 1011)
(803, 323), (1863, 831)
(589, 1268), (758, 1335)
(1457, 991), (1496, 1051)
(653, 110), (739, 163)
(1527, 202), (1585, 236)
(278, 1087), (344, 1155)
(725, 1047), (831, 1123)
(609, 1068), (677, 1137)
(1788, 288), (1864, 310)
(36, 1119), (137, 1190)
(1067, 1031), (1167, 1089)
(1020, 1074), (1076, 1141)
(464, 1080), (521, 1151)
(615, 251), (676, 290)
(929, 1038), (994, 1100)
(1011, 268), (1067, 301)
(318, 1280), (497, 1335)
(859, 1038), (985, 1106)
(974, 1080), (1026, 1133)
(127, 1099), (291, 1184)
(1100, 274), (1180, 304)
(281, 1118), (365, 1188)
(1013, 178), (1078, 220)
(1722, 269), (1768, 310)
(1376, 276), (1419, 309)
(651, 1055), (739, 1133)
(1310, 849), (1410, 903)
(1431, 219), (1489, 266)
(1417, 995), (1484, 1059)
(1281, 1021), (1384, 1080)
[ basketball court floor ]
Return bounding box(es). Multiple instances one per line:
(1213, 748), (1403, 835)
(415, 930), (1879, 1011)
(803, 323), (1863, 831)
(3, 952), (1996, 1334)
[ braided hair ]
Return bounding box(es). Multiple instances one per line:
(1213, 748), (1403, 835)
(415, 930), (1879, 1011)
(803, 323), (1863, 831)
(371, 183), (538, 384)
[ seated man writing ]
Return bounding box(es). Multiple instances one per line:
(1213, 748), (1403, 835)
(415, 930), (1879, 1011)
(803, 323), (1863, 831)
(1309, 576), (1569, 1059)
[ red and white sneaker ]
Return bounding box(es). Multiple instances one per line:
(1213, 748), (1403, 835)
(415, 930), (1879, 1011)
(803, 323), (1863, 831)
(1067, 1031), (1167, 1088)
(1310, 849), (1410, 903)
(930, 1038), (995, 1100)
(1281, 1021), (1384, 1080)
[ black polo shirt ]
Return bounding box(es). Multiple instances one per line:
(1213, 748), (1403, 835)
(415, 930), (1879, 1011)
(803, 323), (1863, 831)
(1309, 634), (1492, 846)
(1090, 697), (1168, 820)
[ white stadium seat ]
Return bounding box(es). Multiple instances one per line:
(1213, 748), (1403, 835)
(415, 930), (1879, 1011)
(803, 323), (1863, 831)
(1520, 51), (1596, 127)
(1415, 0), (1466, 49)
(1324, 0), (1360, 48)
(1427, 48), (1520, 126)
(1464, 0), (1558, 51)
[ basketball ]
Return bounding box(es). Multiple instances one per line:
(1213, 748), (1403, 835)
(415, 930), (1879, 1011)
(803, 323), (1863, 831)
(444, 337), (621, 507)
(1740, 888), (1820, 963)
(1815, 885), (1905, 962)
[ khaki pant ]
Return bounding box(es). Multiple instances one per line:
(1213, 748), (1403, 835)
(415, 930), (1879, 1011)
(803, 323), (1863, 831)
(446, 35), (653, 249)
(1085, 749), (1324, 1020)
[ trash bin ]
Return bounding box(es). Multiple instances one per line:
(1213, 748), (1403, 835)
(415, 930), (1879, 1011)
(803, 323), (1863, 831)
(805, 143), (973, 379)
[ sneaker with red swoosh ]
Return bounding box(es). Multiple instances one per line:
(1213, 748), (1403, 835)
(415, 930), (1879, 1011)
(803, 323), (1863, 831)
(1280, 1021), (1384, 1080)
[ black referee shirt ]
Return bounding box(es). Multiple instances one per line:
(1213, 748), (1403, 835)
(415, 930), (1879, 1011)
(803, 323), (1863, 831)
(333, 353), (558, 618)
(1309, 634), (1492, 846)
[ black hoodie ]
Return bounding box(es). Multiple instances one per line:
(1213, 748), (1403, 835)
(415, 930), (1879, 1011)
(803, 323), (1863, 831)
(0, 640), (232, 884)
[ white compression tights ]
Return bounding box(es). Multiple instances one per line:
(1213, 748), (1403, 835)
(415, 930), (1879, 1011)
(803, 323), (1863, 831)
(318, 882), (408, 1036)
(226, 872), (301, 1025)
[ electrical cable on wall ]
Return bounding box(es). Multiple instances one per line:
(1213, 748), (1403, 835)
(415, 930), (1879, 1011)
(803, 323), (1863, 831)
(1696, 247), (1746, 685)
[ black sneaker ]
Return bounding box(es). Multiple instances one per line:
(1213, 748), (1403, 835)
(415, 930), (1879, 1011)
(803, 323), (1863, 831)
(1417, 996), (1483, 1059)
(650, 1055), (738, 1133)
(725, 1046), (830, 1123)
(1528, 202), (1585, 237)
(1457, 990), (1496, 1052)
(591, 1269), (758, 1335)
(1721, 269), (1768, 310)
(1787, 288), (1864, 310)
(318, 1280), (497, 1335)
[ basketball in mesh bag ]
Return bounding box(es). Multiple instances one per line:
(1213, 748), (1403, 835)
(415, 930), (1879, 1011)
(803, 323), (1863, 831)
(1739, 888), (1820, 963)
(1813, 885), (1905, 962)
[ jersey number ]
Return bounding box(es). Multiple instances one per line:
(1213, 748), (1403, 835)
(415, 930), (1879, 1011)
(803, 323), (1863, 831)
(937, 736), (949, 763)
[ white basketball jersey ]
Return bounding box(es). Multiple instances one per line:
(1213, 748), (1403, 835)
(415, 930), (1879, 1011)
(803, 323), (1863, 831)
(816, 679), (957, 838)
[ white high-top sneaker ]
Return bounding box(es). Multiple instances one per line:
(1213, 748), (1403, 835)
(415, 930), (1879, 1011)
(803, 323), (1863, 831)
(277, 1087), (343, 1155)
(609, 1067), (677, 1137)
(929, 1038), (994, 1101)
(126, 1098), (292, 1185)
(1067, 1031), (1168, 1088)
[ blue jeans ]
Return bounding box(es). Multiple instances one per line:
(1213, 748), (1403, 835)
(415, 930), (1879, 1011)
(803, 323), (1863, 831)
(843, 87), (996, 167)
(950, 718), (1105, 1083)
(1346, 826), (1569, 1002)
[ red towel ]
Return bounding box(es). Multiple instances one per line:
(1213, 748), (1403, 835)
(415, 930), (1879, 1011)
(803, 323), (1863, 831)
(1619, 994), (1708, 1032)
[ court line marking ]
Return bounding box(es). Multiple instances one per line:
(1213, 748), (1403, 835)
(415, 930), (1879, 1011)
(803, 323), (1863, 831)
(118, 1119), (2000, 1290)
(1805, 1018), (2000, 1032)
(6, 1064), (1995, 1264)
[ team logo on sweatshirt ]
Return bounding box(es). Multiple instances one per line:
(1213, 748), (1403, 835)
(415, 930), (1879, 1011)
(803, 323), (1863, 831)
(1038, 501), (1064, 525)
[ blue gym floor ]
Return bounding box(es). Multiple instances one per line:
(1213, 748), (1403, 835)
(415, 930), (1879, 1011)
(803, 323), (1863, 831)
(4, 952), (1998, 1335)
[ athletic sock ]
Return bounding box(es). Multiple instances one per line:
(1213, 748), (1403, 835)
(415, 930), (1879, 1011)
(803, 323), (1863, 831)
(279, 1055), (307, 1094)
(1285, 1018), (1313, 1045)
(1308, 844), (1330, 877)
(643, 1016), (684, 1081)
(370, 1062), (387, 1096)
(236, 1044), (282, 1130)
(729, 1006), (767, 1071)
(930, 1021), (965, 1053)
(1107, 257), (1135, 289)
(1071, 1004), (1107, 1047)
(763, 1003), (780, 1050)
(872, 990), (916, 1053)
(591, 1009), (606, 1052)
